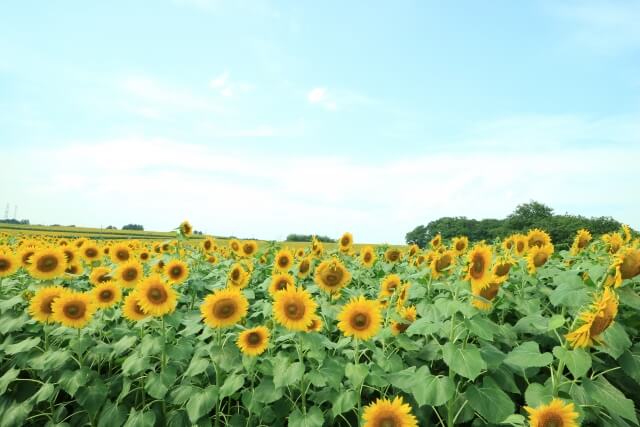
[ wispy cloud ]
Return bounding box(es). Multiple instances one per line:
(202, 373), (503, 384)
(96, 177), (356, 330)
(307, 87), (336, 110)
(209, 71), (253, 97)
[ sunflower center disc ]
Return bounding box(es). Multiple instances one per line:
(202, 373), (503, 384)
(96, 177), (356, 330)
(379, 418), (397, 427)
(353, 313), (368, 329)
(171, 267), (181, 277)
(278, 257), (289, 267)
(287, 304), (299, 316)
(42, 297), (56, 314)
(38, 256), (58, 272)
(65, 303), (85, 319)
(247, 332), (261, 345)
(86, 249), (97, 257)
(0, 260), (9, 270)
(100, 290), (113, 301)
(124, 269), (137, 280)
(149, 288), (165, 303)
(117, 251), (129, 260)
(539, 413), (564, 427)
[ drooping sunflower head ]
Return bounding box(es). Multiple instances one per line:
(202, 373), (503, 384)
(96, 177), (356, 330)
(154, 259), (165, 273)
(429, 250), (455, 279)
(207, 254), (218, 265)
(452, 236), (469, 255)
(273, 248), (294, 272)
(60, 246), (78, 265)
(202, 238), (215, 252)
(306, 315), (323, 332)
(362, 395), (418, 427)
(179, 220), (193, 236)
(602, 232), (624, 254)
(297, 257), (312, 278)
(566, 288), (619, 348)
(399, 305), (417, 322)
(137, 275), (178, 317)
(612, 247), (640, 286)
(227, 263), (250, 289)
(236, 326), (270, 356)
(241, 241), (258, 257)
(314, 258), (351, 293)
(110, 243), (132, 264)
(74, 238), (87, 248)
(229, 239), (241, 254)
(359, 246), (377, 268)
(502, 236), (515, 252)
(115, 260), (143, 288)
(90, 266), (112, 286)
(28, 286), (67, 323)
(51, 291), (97, 329)
(491, 257), (514, 283)
(622, 224), (632, 243)
(269, 272), (295, 295)
(311, 239), (324, 257)
(524, 398), (579, 427)
(273, 286), (317, 331)
(384, 248), (402, 263)
(65, 262), (83, 276)
(407, 244), (419, 258)
(471, 281), (501, 311)
(396, 283), (411, 308)
(513, 234), (528, 256)
(28, 247), (68, 280)
(570, 229), (592, 255)
(92, 281), (122, 309)
(0, 251), (19, 278)
(380, 274), (402, 298)
(339, 232), (353, 252)
(122, 291), (149, 322)
(165, 259), (189, 285)
(430, 234), (442, 249)
(527, 244), (554, 274)
(527, 229), (552, 249)
(466, 244), (493, 289)
(337, 295), (382, 341)
(81, 242), (101, 262)
(201, 288), (249, 328)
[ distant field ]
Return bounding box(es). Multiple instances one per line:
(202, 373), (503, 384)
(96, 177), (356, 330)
(0, 223), (404, 249)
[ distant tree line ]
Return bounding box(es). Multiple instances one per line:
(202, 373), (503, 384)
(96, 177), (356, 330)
(0, 219), (30, 225)
(286, 234), (336, 243)
(405, 201), (636, 250)
(122, 224), (144, 231)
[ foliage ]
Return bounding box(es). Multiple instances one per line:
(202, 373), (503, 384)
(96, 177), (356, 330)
(122, 224), (144, 231)
(286, 234), (336, 243)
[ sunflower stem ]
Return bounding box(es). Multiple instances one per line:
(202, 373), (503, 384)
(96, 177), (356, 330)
(161, 315), (167, 420)
(296, 335), (307, 414)
(354, 338), (361, 418)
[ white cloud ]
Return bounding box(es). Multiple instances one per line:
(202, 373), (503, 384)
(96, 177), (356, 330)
(2, 114), (639, 243)
(208, 71), (252, 98)
(307, 87), (338, 111)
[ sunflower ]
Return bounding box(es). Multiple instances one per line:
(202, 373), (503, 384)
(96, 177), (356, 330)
(380, 274), (402, 298)
(180, 220), (193, 236)
(202, 238), (215, 252)
(269, 272), (295, 295)
(527, 244), (554, 274)
(362, 396), (418, 427)
(466, 244), (492, 289)
(511, 234), (527, 256)
(201, 288), (249, 328)
(311, 238), (324, 257)
(359, 246), (377, 268)
(566, 287), (618, 348)
(273, 286), (317, 331)
(138, 250), (151, 262)
(570, 229), (592, 255)
(273, 248), (294, 272)
(91, 281), (122, 308)
(207, 255), (218, 264)
(306, 315), (323, 332)
(241, 241), (258, 257)
(491, 257), (513, 283)
(399, 305), (417, 322)
(137, 275), (178, 317)
(227, 263), (250, 289)
(0, 251), (19, 277)
(314, 258), (351, 294)
(74, 238), (87, 248)
(65, 262), (83, 276)
(51, 291), (97, 328)
(396, 283), (411, 308)
(622, 224), (632, 243)
(451, 236), (469, 255)
(81, 242), (101, 262)
(502, 236), (515, 252)
(154, 259), (165, 273)
(524, 398), (579, 427)
(110, 243), (132, 264)
(18, 244), (38, 266)
(236, 326), (270, 356)
(384, 248), (402, 263)
(429, 234), (442, 249)
(28, 286), (67, 323)
(471, 281), (501, 311)
(90, 266), (112, 286)
(430, 250), (455, 279)
(122, 292), (149, 321)
(527, 229), (552, 249)
(603, 232), (625, 254)
(612, 247), (640, 286)
(337, 295), (382, 340)
(297, 257), (312, 278)
(164, 259), (189, 285)
(339, 232), (353, 253)
(61, 247), (78, 265)
(229, 239), (241, 255)
(115, 260), (143, 288)
(28, 247), (68, 280)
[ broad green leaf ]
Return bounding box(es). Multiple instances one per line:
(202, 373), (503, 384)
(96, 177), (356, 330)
(98, 401), (127, 427)
(4, 337), (40, 355)
(411, 375), (455, 407)
(549, 276), (590, 307)
(345, 362), (369, 386)
(274, 361), (304, 388)
(253, 377), (283, 404)
(219, 373), (245, 399)
(112, 335), (137, 356)
(504, 342), (553, 369)
(501, 414), (526, 426)
(617, 287), (640, 310)
(31, 383), (54, 404)
(0, 312), (29, 334)
(547, 315), (565, 331)
(466, 316), (499, 341)
(619, 348), (640, 384)
(583, 377), (638, 424)
(145, 372), (169, 399)
(553, 346), (591, 379)
(168, 385), (196, 405)
(186, 385), (218, 423)
(465, 377), (515, 423)
(524, 383), (553, 407)
(123, 407), (156, 427)
(0, 368), (19, 394)
(0, 397), (32, 427)
(405, 318), (439, 337)
(331, 390), (357, 418)
(597, 322), (631, 359)
(184, 356), (209, 377)
(122, 354), (150, 376)
(288, 406), (324, 427)
(58, 368), (90, 397)
(385, 366), (419, 392)
(442, 342), (486, 380)
(76, 380), (108, 418)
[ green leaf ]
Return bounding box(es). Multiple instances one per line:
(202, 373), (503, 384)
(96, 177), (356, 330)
(112, 335), (137, 356)
(273, 360), (304, 388)
(4, 337), (40, 355)
(547, 315), (565, 331)
(186, 385), (218, 423)
(500, 414), (526, 427)
(123, 407), (156, 427)
(288, 406), (324, 427)
(504, 342), (553, 369)
(617, 287), (640, 310)
(122, 354), (150, 376)
(442, 342), (486, 380)
(0, 312), (29, 334)
(331, 390), (357, 418)
(411, 375), (455, 407)
(465, 316), (499, 341)
(597, 322), (631, 359)
(385, 366), (419, 392)
(619, 348), (640, 384)
(0, 397), (32, 427)
(184, 356), (209, 377)
(405, 317), (439, 337)
(98, 401), (127, 427)
(58, 368), (90, 396)
(145, 372), (169, 399)
(168, 385), (196, 405)
(583, 377), (638, 424)
(465, 377), (515, 423)
(31, 383), (54, 404)
(253, 377), (283, 404)
(0, 368), (19, 394)
(553, 346), (591, 379)
(549, 274), (590, 307)
(219, 373), (245, 399)
(524, 383), (553, 407)
(76, 380), (108, 418)
(345, 362), (369, 386)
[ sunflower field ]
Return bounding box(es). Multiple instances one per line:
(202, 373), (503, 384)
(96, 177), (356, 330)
(1, 222), (640, 427)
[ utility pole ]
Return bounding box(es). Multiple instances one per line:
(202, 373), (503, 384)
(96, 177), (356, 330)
(14, 205), (17, 220)
(3, 203), (8, 220)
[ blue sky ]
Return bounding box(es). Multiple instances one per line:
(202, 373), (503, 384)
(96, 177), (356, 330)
(1, 0), (639, 243)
